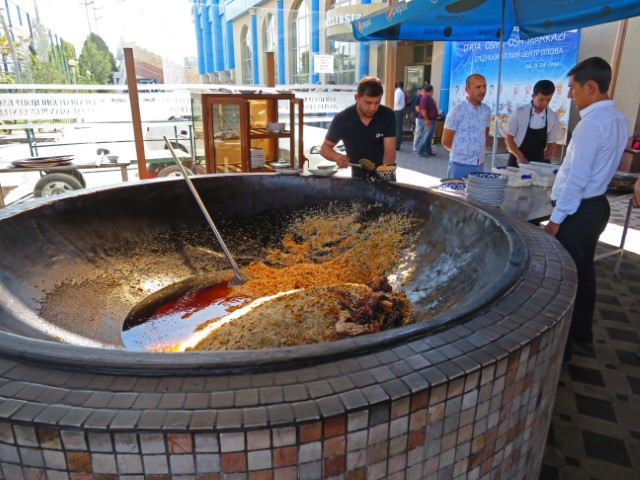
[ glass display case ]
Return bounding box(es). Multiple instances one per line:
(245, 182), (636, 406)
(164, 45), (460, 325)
(191, 92), (303, 174)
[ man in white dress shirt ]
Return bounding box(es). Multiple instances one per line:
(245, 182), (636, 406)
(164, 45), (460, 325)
(544, 57), (629, 362)
(393, 81), (406, 151)
(504, 80), (563, 167)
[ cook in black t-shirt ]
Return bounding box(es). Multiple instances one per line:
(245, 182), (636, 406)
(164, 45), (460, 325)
(320, 77), (396, 177)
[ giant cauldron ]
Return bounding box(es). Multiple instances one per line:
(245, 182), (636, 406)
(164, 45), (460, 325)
(0, 175), (575, 478)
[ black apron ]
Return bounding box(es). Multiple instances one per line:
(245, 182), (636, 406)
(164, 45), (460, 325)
(508, 105), (548, 167)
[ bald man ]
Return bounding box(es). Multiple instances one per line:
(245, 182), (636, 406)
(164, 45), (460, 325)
(441, 74), (492, 179)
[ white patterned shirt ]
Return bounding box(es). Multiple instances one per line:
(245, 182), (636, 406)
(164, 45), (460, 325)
(444, 99), (491, 165)
(550, 100), (628, 224)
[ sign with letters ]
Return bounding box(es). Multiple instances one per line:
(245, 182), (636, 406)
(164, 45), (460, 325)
(450, 28), (580, 141)
(314, 55), (335, 74)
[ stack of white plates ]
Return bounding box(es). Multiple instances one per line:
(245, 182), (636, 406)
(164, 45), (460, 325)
(465, 172), (508, 206)
(250, 148), (265, 168)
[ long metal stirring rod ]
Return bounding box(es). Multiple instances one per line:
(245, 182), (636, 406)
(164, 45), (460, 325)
(163, 136), (244, 286)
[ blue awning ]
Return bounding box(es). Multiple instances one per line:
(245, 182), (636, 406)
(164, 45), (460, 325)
(352, 0), (640, 41)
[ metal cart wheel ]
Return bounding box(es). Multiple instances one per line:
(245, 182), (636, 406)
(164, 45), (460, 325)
(33, 173), (84, 198)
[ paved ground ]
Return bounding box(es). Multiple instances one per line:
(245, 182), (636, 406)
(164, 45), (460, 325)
(393, 141), (640, 480)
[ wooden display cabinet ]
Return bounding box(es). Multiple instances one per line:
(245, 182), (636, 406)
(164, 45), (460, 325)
(190, 92), (304, 174)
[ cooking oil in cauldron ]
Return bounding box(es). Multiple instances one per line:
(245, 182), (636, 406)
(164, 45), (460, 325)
(121, 280), (247, 351)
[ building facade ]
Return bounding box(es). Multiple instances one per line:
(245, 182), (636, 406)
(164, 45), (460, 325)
(192, 1), (640, 139)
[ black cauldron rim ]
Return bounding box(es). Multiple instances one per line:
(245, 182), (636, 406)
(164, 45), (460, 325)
(0, 175), (528, 375)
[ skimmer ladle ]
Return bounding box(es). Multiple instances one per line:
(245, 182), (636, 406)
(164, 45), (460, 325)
(163, 136), (243, 286)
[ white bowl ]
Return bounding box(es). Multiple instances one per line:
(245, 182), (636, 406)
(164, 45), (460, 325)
(309, 169), (339, 177)
(266, 122), (286, 133)
(106, 154), (119, 162)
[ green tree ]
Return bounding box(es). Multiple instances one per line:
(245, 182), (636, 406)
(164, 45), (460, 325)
(78, 33), (116, 84)
(28, 22), (70, 85)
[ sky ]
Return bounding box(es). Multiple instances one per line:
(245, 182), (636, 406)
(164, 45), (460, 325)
(12, 0), (198, 62)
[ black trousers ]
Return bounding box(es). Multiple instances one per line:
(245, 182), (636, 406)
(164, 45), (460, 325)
(555, 195), (610, 347)
(394, 110), (404, 149)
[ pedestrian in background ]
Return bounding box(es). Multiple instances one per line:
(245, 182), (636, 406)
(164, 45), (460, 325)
(417, 84), (438, 157)
(393, 81), (406, 151)
(412, 85), (426, 153)
(441, 74), (491, 179)
(543, 57), (629, 363)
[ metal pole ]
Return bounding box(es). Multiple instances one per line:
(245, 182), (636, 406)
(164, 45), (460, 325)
(490, 0), (507, 170)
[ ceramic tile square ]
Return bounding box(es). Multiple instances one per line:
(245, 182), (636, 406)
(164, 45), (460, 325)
(389, 416), (408, 438)
(13, 425), (38, 447)
(442, 430), (458, 452)
(274, 465), (297, 480)
(324, 436), (346, 458)
(19, 446), (44, 467)
(114, 433), (139, 453)
(390, 397), (410, 420)
(298, 460), (322, 479)
(347, 430), (367, 452)
(116, 453), (143, 474)
(347, 411), (368, 432)
(247, 430), (271, 450)
(42, 449), (67, 470)
(389, 434), (408, 456)
(368, 440), (389, 464)
(299, 422), (322, 443)
(346, 448), (366, 470)
(388, 451), (407, 474)
(37, 428), (61, 450)
(0, 421), (14, 444)
(272, 427), (296, 447)
(406, 444), (426, 468)
(0, 443), (20, 463)
(367, 459), (388, 480)
(324, 416), (346, 438)
(427, 403), (444, 423)
(428, 385), (447, 406)
(196, 452), (220, 472)
(324, 453), (346, 476)
(143, 453), (169, 474)
(221, 451), (247, 473)
(220, 432), (245, 452)
(91, 453), (116, 474)
(298, 441), (321, 463)
(274, 446), (296, 467)
(169, 453), (196, 474)
(368, 423), (388, 446)
(248, 449), (272, 471)
(66, 451), (91, 472)
(140, 433), (167, 454)
(61, 431), (87, 451)
(409, 409), (427, 430)
(480, 365), (496, 386)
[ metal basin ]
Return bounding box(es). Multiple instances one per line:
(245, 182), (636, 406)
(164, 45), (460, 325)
(0, 175), (525, 374)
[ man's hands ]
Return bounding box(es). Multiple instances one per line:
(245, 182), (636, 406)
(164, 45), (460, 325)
(544, 220), (560, 237)
(336, 154), (351, 168)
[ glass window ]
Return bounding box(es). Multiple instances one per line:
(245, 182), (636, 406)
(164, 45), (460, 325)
(241, 26), (253, 85)
(264, 13), (278, 84)
(291, 0), (310, 84)
(327, 0), (357, 85)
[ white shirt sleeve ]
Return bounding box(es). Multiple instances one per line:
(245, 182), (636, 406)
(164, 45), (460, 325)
(549, 121), (601, 224)
(393, 89), (405, 110)
(504, 110), (519, 137)
(546, 110), (563, 143)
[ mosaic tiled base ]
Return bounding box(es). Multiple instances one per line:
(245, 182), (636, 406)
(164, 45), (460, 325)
(0, 217), (575, 479)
